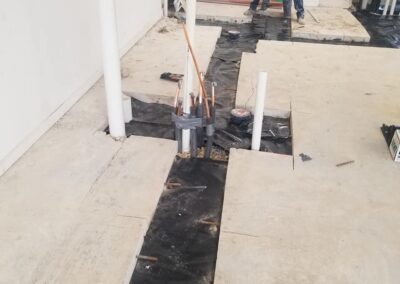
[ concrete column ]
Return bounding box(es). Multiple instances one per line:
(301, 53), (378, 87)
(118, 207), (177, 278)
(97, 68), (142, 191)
(99, 0), (126, 139)
(182, 0), (196, 152)
(251, 72), (268, 151)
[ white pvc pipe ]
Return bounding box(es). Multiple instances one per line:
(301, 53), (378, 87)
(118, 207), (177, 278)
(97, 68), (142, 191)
(383, 0), (390, 16)
(163, 0), (169, 17)
(182, 0), (196, 152)
(99, 0), (126, 139)
(122, 95), (133, 123)
(361, 0), (368, 10)
(390, 0), (397, 15)
(251, 72), (268, 151)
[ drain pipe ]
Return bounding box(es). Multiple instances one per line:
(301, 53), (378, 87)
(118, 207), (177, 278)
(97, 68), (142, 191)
(182, 0), (196, 152)
(99, 0), (126, 139)
(163, 0), (169, 17)
(251, 72), (268, 151)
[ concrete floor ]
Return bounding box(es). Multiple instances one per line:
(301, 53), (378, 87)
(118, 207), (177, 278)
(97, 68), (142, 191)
(0, 65), (177, 282)
(292, 8), (370, 43)
(216, 41), (400, 283)
(122, 18), (221, 105)
(176, 2), (254, 24)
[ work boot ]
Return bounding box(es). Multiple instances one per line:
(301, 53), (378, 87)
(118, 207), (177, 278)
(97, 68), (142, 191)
(244, 8), (256, 16)
(257, 8), (269, 16)
(297, 16), (305, 25)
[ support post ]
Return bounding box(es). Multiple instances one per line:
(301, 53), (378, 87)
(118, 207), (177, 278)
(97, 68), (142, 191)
(251, 72), (268, 151)
(383, 0), (390, 16)
(163, 0), (169, 17)
(99, 0), (126, 139)
(390, 0), (397, 15)
(182, 0), (196, 152)
(361, 0), (368, 10)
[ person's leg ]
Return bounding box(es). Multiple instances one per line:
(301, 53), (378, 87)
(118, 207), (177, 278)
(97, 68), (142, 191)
(282, 0), (292, 18)
(294, 0), (305, 19)
(250, 0), (260, 11)
(244, 0), (259, 15)
(260, 0), (270, 10)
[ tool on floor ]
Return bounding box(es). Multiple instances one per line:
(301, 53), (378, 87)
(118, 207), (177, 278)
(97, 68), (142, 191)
(336, 160), (355, 167)
(307, 9), (320, 23)
(299, 153), (312, 162)
(199, 220), (220, 226)
(137, 255), (159, 262)
(160, 72), (184, 82)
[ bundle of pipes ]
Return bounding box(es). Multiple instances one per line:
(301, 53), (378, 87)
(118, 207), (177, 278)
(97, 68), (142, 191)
(171, 23), (218, 159)
(172, 74), (217, 159)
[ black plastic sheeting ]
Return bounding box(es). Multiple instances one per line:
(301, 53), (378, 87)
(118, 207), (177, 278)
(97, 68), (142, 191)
(121, 17), (293, 156)
(125, 98), (175, 140)
(200, 17), (289, 130)
(354, 11), (400, 48)
(131, 158), (227, 284)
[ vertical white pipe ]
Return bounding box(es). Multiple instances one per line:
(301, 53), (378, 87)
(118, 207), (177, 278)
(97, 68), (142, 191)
(390, 0), (397, 15)
(122, 95), (133, 123)
(99, 0), (126, 139)
(361, 0), (368, 10)
(163, 0), (169, 17)
(182, 0), (196, 152)
(251, 72), (268, 151)
(383, 0), (390, 16)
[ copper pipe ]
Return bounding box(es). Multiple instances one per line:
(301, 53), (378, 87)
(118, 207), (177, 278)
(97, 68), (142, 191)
(182, 24), (211, 118)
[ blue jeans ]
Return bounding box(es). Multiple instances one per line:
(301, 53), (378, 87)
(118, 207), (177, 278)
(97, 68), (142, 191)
(283, 0), (305, 18)
(250, 0), (269, 11)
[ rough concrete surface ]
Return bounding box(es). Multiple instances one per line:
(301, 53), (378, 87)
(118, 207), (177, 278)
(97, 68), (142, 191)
(121, 18), (221, 105)
(179, 2), (253, 23)
(292, 8), (370, 43)
(0, 75), (177, 283)
(217, 41), (400, 283)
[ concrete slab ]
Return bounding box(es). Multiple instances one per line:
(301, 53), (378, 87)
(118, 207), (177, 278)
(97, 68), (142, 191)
(217, 42), (400, 283)
(192, 2), (252, 23)
(236, 41), (399, 115)
(319, 0), (352, 8)
(0, 76), (177, 282)
(121, 18), (221, 105)
(292, 8), (370, 43)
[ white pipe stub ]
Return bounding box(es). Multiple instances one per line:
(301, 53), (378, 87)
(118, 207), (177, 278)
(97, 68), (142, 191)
(251, 72), (268, 151)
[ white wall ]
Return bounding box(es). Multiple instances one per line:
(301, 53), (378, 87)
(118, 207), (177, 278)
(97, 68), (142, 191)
(0, 0), (162, 175)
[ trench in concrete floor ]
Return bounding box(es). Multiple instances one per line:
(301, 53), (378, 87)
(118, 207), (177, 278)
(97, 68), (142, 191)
(103, 12), (398, 284)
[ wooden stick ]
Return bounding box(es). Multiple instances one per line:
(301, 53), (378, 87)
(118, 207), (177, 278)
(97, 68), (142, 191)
(199, 220), (220, 226)
(182, 24), (211, 118)
(336, 160), (355, 167)
(136, 255), (159, 262)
